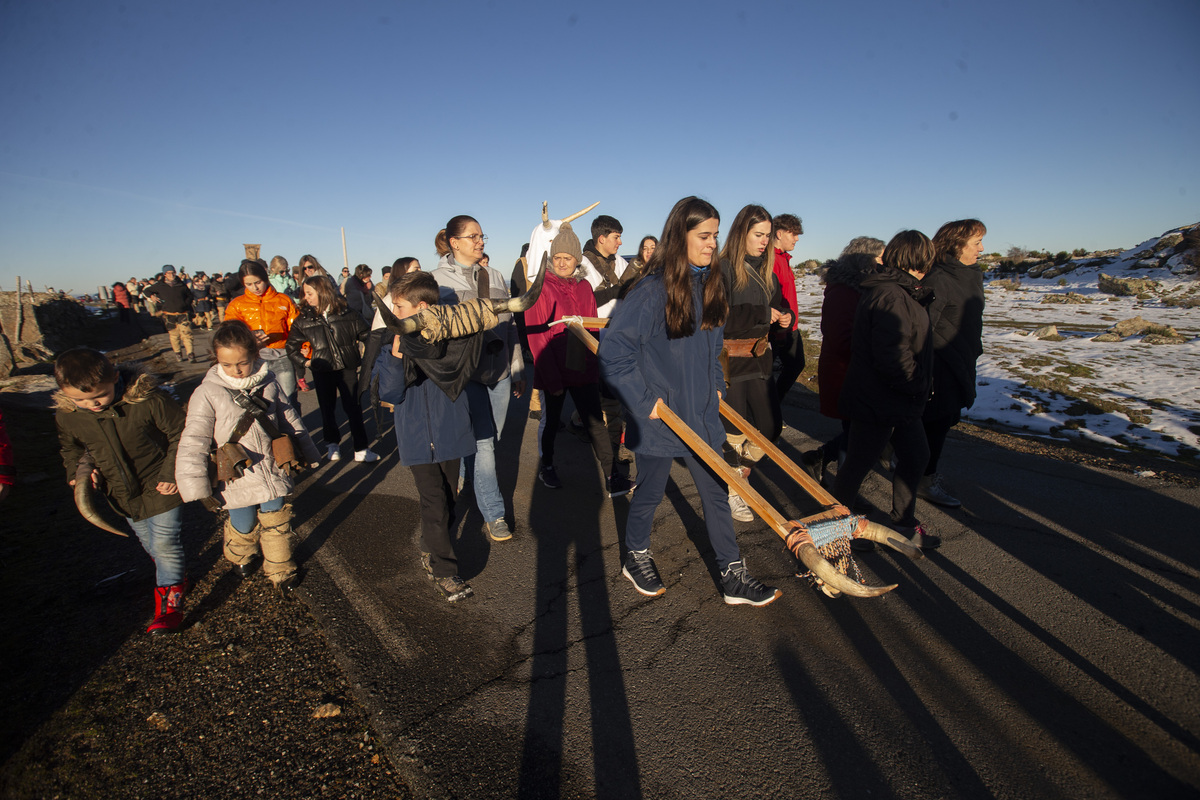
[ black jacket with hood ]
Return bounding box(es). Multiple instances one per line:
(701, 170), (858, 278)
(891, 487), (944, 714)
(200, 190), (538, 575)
(838, 266), (935, 425)
(922, 255), (985, 416)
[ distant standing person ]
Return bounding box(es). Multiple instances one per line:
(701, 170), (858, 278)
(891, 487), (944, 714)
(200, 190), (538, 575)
(269, 255), (299, 300)
(343, 264), (375, 323)
(770, 213), (805, 398)
(111, 281), (133, 325)
(919, 218), (987, 508)
(143, 266), (196, 362)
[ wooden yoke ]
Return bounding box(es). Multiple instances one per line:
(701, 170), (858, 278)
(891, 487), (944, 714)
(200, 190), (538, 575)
(561, 319), (900, 598)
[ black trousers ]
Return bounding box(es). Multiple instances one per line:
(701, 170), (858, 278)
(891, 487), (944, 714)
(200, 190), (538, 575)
(542, 383), (614, 476)
(832, 417), (929, 528)
(773, 327), (806, 398)
(410, 460), (460, 578)
(922, 409), (960, 476)
(313, 367), (368, 450)
(721, 375), (782, 466)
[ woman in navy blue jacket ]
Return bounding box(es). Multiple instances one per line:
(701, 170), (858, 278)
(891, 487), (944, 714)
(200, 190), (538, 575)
(599, 197), (780, 607)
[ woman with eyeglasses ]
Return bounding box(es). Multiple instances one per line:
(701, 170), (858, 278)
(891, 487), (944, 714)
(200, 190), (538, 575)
(430, 215), (524, 544)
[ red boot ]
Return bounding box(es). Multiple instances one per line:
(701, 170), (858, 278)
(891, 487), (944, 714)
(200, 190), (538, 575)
(147, 582), (187, 635)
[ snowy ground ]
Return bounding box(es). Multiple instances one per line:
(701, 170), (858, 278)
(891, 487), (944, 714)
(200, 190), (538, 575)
(793, 227), (1200, 463)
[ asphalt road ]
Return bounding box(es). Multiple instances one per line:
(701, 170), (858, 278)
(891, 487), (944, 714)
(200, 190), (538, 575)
(287, 387), (1200, 800)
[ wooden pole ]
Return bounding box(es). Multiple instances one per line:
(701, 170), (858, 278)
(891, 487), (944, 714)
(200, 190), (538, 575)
(341, 227), (349, 273)
(14, 276), (23, 344)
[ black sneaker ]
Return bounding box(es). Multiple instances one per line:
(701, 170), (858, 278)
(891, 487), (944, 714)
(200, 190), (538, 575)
(622, 549), (665, 597)
(436, 575), (473, 602)
(606, 473), (633, 498)
(539, 464), (563, 489)
(721, 559), (781, 607)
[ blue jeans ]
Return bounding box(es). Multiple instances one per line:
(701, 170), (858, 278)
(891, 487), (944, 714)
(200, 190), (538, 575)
(228, 495), (285, 534)
(126, 505), (186, 586)
(264, 352), (297, 402)
(462, 376), (510, 522)
(625, 454), (740, 569)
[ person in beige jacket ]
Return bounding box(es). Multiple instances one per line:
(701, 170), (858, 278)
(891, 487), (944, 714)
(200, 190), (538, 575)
(176, 321), (321, 594)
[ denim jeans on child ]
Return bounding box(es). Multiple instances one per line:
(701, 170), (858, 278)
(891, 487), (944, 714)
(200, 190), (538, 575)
(126, 505), (186, 586)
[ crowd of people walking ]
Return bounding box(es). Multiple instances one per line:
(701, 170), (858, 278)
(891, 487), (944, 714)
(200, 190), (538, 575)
(72, 197), (985, 630)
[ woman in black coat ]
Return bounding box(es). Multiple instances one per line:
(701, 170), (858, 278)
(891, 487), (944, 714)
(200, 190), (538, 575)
(920, 219), (987, 508)
(287, 275), (375, 462)
(832, 230), (940, 549)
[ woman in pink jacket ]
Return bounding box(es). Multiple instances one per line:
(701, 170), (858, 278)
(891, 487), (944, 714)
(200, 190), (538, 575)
(524, 223), (632, 498)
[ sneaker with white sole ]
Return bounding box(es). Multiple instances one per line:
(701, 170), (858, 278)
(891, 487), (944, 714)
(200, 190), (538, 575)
(728, 491), (754, 522)
(326, 445), (341, 461)
(918, 473), (961, 508)
(622, 549), (665, 597)
(485, 518), (512, 542)
(606, 473), (633, 498)
(539, 464), (563, 489)
(436, 575), (473, 602)
(354, 448), (379, 462)
(721, 559), (781, 606)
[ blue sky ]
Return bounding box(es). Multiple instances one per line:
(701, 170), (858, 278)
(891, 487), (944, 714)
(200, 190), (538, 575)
(1, 0), (1197, 294)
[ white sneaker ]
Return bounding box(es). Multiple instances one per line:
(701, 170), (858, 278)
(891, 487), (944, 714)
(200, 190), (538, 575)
(326, 445), (341, 461)
(728, 491), (754, 522)
(918, 473), (961, 508)
(354, 448), (379, 463)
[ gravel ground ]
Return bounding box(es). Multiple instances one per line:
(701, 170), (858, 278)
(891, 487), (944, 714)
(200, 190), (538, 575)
(1, 316), (1194, 799)
(0, 318), (410, 799)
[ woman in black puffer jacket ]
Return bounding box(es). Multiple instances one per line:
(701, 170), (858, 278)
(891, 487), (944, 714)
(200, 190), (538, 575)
(919, 218), (987, 509)
(832, 230), (940, 550)
(287, 275), (375, 462)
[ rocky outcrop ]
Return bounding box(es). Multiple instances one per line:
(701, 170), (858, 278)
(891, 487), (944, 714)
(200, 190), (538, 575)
(1098, 274), (1160, 297)
(0, 291), (95, 377)
(1040, 293), (1092, 304)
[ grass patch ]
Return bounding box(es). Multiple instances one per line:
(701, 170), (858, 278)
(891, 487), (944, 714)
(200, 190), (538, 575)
(1053, 363), (1095, 378)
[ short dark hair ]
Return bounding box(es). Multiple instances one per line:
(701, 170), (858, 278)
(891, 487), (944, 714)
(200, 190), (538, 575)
(391, 270), (440, 307)
(772, 214), (803, 235)
(55, 347), (117, 391)
(591, 215), (623, 240)
(210, 319), (260, 360)
(882, 230), (935, 276)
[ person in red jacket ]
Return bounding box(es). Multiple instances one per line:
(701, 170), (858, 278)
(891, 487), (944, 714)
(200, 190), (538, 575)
(525, 223), (632, 498)
(770, 213), (806, 398)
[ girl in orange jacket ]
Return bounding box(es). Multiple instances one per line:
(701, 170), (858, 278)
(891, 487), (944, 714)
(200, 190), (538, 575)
(224, 260), (303, 401)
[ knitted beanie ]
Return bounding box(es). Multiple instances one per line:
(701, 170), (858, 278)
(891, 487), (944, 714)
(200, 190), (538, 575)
(551, 223), (582, 264)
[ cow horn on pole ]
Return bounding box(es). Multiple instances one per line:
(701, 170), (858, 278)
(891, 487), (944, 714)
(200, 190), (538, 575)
(372, 254), (547, 342)
(529, 202), (600, 283)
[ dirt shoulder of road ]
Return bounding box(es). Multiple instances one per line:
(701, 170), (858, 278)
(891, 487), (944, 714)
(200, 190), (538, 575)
(0, 316), (409, 799)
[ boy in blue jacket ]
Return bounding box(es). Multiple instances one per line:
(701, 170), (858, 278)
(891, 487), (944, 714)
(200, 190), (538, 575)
(380, 271), (478, 601)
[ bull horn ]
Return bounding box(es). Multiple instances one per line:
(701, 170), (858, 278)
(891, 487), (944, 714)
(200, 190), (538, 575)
(542, 201), (550, 229)
(370, 290), (424, 336)
(561, 201), (600, 225)
(795, 539), (896, 598)
(74, 455), (129, 537)
(859, 520), (924, 559)
(493, 251), (547, 314)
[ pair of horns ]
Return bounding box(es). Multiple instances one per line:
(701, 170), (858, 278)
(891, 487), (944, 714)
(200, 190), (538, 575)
(542, 201), (600, 230)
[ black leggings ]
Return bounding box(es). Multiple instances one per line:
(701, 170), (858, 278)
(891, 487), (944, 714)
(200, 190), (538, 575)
(313, 367), (368, 450)
(542, 383), (614, 476)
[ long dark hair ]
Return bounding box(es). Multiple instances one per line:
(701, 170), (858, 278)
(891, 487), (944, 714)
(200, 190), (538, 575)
(238, 259), (270, 286)
(642, 196), (726, 339)
(301, 275), (347, 315)
(718, 204), (773, 292)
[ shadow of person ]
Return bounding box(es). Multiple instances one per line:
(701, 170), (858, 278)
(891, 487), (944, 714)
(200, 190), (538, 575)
(517, 463), (641, 799)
